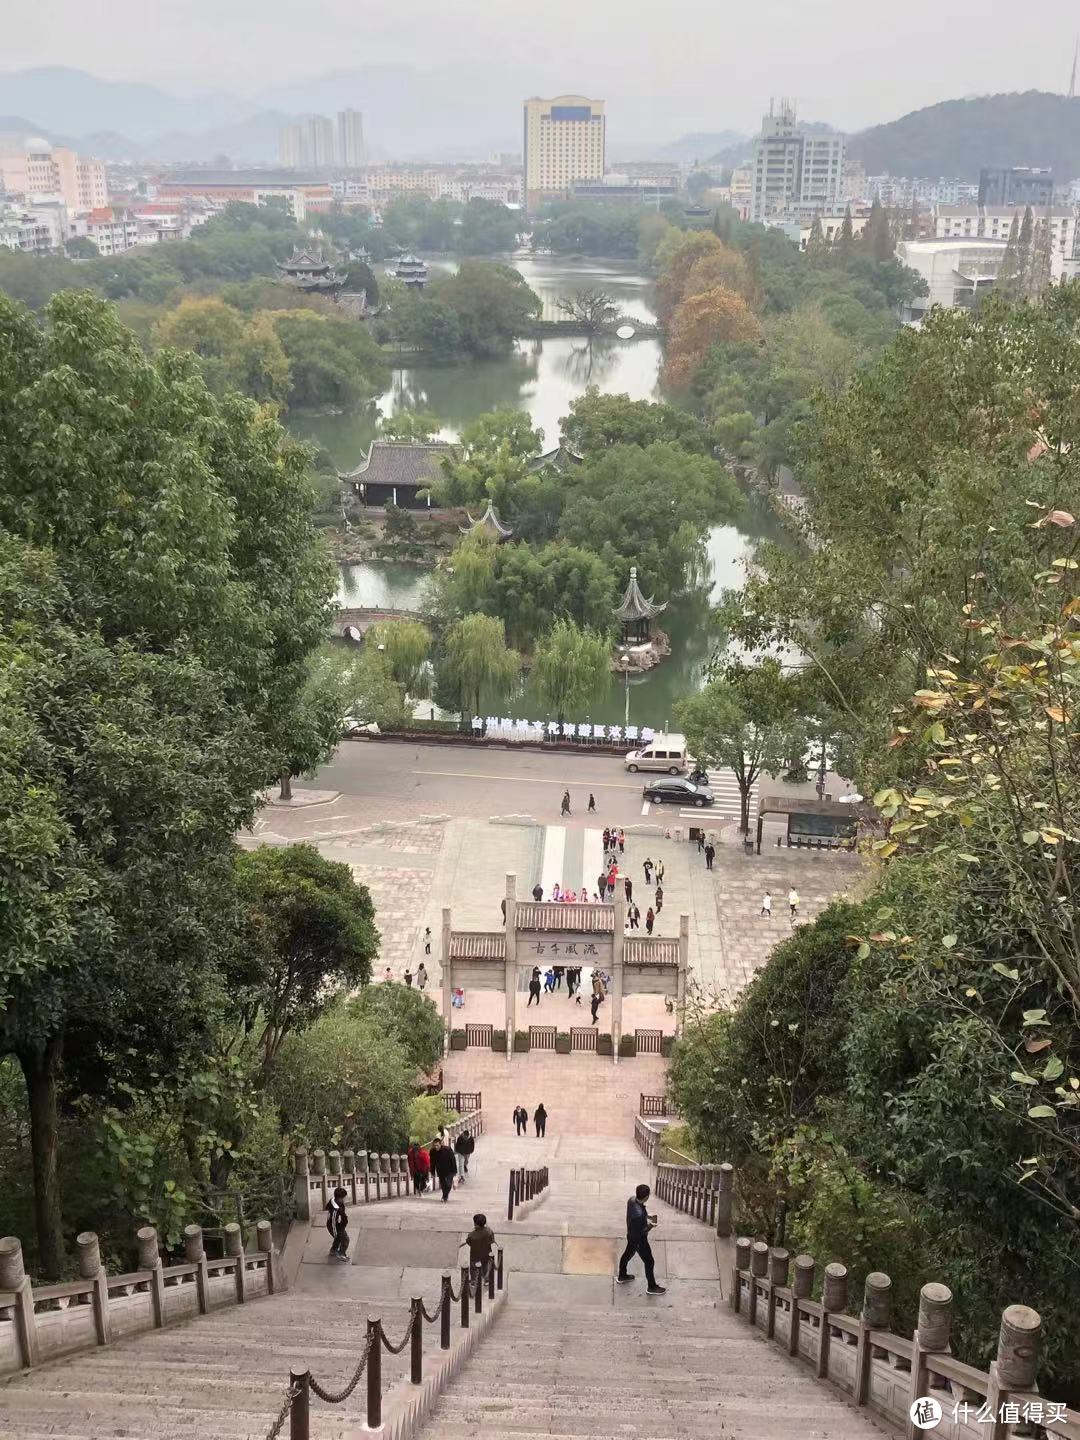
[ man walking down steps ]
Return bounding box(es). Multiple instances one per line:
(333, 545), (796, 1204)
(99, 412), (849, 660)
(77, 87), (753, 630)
(616, 1182), (666, 1296)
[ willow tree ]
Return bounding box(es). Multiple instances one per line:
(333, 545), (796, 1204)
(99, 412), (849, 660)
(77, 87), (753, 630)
(530, 618), (612, 734)
(439, 613), (519, 719)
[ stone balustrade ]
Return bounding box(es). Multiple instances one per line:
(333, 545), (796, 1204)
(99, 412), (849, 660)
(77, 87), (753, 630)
(292, 1106), (484, 1221)
(636, 1139), (1080, 1438)
(0, 1222), (279, 1378)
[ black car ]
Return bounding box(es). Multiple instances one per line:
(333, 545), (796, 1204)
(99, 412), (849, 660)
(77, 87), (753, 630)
(642, 778), (715, 808)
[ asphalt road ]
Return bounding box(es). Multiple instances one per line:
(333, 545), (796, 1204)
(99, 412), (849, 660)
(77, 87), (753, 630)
(313, 739), (722, 826)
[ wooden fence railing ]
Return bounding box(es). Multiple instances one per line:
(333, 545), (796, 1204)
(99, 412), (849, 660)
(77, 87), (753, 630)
(639, 1093), (670, 1116)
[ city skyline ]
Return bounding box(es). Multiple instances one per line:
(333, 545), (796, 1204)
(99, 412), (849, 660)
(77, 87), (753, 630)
(1, 0), (1075, 138)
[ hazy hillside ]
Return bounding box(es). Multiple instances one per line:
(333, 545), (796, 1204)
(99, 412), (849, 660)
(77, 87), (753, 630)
(849, 91), (1080, 180)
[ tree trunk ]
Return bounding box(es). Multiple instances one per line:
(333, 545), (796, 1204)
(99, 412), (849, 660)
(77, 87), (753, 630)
(18, 1037), (65, 1280)
(279, 770), (292, 801)
(739, 784), (751, 835)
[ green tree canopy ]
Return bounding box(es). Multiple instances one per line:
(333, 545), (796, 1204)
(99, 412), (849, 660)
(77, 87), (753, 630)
(561, 388), (711, 454)
(349, 983), (444, 1075)
(530, 618), (612, 731)
(437, 613), (520, 719)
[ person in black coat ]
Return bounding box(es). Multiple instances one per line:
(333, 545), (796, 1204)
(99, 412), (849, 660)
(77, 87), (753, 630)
(455, 1129), (475, 1179)
(534, 1103), (548, 1138)
(513, 1104), (528, 1135)
(431, 1138), (457, 1202)
(616, 1183), (665, 1294)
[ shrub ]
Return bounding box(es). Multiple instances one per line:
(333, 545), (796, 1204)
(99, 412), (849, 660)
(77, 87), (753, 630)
(408, 1095), (450, 1144)
(450, 1029), (467, 1051)
(491, 1029), (507, 1052)
(618, 1034), (636, 1057)
(555, 1033), (571, 1055)
(514, 1031), (530, 1053)
(349, 984), (444, 1074)
(597, 1033), (613, 1056)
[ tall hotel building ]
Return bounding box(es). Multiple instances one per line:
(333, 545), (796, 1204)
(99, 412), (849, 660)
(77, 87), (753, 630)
(523, 95), (605, 212)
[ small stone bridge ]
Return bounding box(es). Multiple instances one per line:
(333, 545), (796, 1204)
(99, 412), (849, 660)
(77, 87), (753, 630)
(336, 606), (417, 638)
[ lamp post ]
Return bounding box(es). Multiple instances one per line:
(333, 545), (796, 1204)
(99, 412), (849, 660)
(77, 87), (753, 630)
(620, 652), (631, 730)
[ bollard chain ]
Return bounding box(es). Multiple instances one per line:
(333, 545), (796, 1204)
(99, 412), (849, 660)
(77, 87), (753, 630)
(309, 1329), (376, 1404)
(264, 1380), (301, 1439)
(420, 1293), (444, 1324)
(380, 1308), (417, 1356)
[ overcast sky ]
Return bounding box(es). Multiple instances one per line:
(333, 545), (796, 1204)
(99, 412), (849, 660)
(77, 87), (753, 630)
(4, 0), (1073, 136)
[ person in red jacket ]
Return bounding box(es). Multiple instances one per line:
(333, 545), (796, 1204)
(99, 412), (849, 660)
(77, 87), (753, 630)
(414, 1143), (431, 1194)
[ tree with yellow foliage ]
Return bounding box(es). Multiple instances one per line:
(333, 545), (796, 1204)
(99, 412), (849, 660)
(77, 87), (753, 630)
(663, 286), (763, 389)
(683, 247), (756, 308)
(653, 230), (724, 322)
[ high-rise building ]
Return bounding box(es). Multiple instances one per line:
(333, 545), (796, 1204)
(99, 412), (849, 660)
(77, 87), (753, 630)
(978, 166), (1054, 208)
(337, 109), (366, 169)
(749, 101), (844, 221)
(279, 116), (337, 170)
(0, 141), (105, 215)
(280, 123), (305, 169)
(523, 95), (605, 212)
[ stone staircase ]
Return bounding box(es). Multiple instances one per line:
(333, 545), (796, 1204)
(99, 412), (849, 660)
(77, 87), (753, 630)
(0, 1133), (890, 1440)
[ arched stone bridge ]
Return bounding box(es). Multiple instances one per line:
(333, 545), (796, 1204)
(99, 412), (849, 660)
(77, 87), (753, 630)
(335, 605), (418, 638)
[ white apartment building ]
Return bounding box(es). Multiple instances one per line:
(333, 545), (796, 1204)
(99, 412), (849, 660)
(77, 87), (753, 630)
(772, 212), (870, 249)
(337, 110), (366, 169)
(933, 204), (1077, 280)
(364, 165), (522, 208)
(0, 203), (65, 253)
(523, 95), (605, 210)
(867, 176), (980, 208)
(749, 102), (844, 222)
(70, 207), (140, 256)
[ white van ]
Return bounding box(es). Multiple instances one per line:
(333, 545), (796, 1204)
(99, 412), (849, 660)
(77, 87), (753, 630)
(624, 732), (689, 774)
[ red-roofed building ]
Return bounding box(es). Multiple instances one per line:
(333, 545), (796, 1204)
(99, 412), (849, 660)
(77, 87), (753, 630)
(70, 206), (139, 255)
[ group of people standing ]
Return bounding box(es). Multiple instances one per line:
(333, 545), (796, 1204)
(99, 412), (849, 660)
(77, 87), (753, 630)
(513, 1103), (548, 1136)
(404, 1127), (476, 1204)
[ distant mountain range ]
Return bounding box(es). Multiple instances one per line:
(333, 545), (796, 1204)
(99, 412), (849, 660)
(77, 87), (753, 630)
(2, 71), (1077, 183)
(848, 91), (1080, 181)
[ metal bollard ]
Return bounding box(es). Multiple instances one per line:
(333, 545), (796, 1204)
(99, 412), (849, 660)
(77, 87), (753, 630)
(440, 1274), (452, 1350)
(488, 1256), (496, 1300)
(366, 1318), (382, 1430)
(460, 1266), (470, 1329)
(497, 1247), (504, 1291)
(290, 1366), (310, 1440)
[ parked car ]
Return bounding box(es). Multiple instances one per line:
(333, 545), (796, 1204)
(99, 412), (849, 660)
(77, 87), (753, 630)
(642, 778), (714, 808)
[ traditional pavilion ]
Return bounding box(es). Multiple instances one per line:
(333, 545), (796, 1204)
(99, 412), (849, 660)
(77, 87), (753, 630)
(613, 566), (667, 644)
(460, 501), (513, 541)
(276, 247), (344, 297)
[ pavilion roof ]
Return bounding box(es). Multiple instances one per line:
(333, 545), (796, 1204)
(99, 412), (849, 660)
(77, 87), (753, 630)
(613, 566), (667, 622)
(461, 500), (513, 539)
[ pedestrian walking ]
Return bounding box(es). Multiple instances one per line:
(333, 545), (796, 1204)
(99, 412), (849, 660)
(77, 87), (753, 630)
(697, 831), (705, 852)
(618, 829), (625, 853)
(616, 1183), (665, 1294)
(404, 967), (413, 988)
(561, 790), (571, 817)
(597, 871), (608, 899)
(588, 793), (597, 813)
(532, 882), (543, 902)
(655, 884), (663, 914)
(528, 968), (542, 1007)
(454, 1129), (475, 1182)
(417, 962), (428, 991)
(424, 927), (432, 955)
(645, 907), (655, 935)
(431, 1139), (457, 1202)
(383, 965), (393, 983)
(760, 891), (772, 918)
(656, 860), (665, 884)
(553, 965), (564, 990)
(788, 887), (800, 921)
(643, 857), (654, 884)
(466, 1212), (495, 1289)
(704, 842), (715, 871)
(414, 1143), (431, 1193)
(590, 990), (602, 1022)
(623, 876), (633, 902)
(602, 828), (611, 852)
(627, 902), (640, 930)
(513, 1104), (527, 1136)
(326, 1186), (351, 1261)
(544, 967), (555, 993)
(534, 1103), (548, 1138)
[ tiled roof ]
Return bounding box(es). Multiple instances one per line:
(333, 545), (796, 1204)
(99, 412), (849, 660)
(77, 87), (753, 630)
(448, 932), (506, 959)
(625, 937), (679, 965)
(342, 440), (456, 486)
(516, 903), (615, 932)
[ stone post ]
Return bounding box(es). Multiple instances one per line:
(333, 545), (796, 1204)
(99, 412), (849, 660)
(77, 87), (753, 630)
(293, 1148), (311, 1222)
(504, 874), (517, 1064)
(357, 1149), (370, 1203)
(982, 1306), (1042, 1440)
(136, 1225), (165, 1328)
(611, 889), (626, 1062)
(732, 1236), (751, 1314)
(256, 1219), (279, 1294)
(441, 905), (453, 1055)
(855, 1272), (892, 1406)
(223, 1222), (246, 1304)
(790, 1254), (815, 1358)
(817, 1262), (848, 1381)
(0, 1236), (38, 1368)
(766, 1248), (789, 1338)
(905, 1284), (953, 1440)
(749, 1241), (768, 1327)
(676, 914), (689, 1036)
(184, 1224), (210, 1315)
(343, 1148), (358, 1204)
(76, 1231), (111, 1346)
(328, 1148), (342, 1183)
(312, 1149), (328, 1210)
(715, 1162), (734, 1238)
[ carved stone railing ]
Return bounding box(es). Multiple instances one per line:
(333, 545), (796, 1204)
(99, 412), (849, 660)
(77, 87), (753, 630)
(292, 1107), (484, 1221)
(0, 1221), (279, 1378)
(633, 1134), (1080, 1438)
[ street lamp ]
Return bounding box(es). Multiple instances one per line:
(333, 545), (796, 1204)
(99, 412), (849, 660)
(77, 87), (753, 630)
(620, 652), (631, 729)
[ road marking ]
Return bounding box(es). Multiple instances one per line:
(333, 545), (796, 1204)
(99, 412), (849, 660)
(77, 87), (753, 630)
(640, 801), (651, 816)
(540, 826), (565, 899)
(412, 769), (642, 791)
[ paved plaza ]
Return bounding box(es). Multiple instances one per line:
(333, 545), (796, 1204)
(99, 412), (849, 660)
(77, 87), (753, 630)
(242, 748), (866, 1008)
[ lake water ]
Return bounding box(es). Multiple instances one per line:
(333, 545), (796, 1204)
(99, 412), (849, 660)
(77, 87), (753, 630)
(290, 255), (783, 729)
